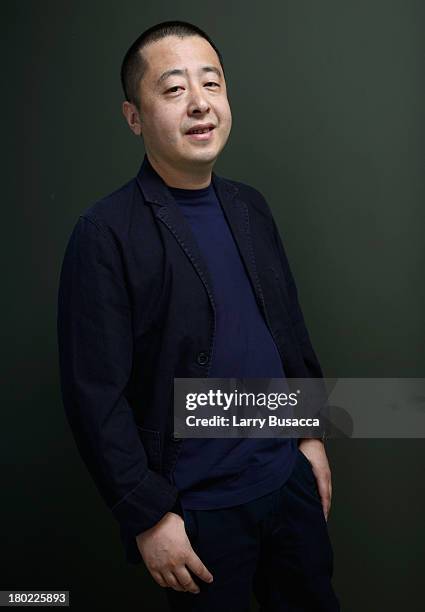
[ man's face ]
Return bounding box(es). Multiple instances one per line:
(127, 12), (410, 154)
(135, 35), (232, 171)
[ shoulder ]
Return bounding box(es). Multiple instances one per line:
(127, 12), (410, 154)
(65, 172), (149, 257)
(79, 176), (139, 229)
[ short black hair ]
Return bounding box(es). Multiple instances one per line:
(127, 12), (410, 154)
(120, 20), (225, 110)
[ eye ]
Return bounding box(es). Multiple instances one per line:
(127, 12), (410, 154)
(165, 85), (184, 94)
(165, 82), (220, 95)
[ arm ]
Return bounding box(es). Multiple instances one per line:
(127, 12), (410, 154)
(57, 214), (214, 587)
(269, 214), (329, 431)
(56, 214), (178, 538)
(269, 215), (325, 381)
(270, 213), (332, 519)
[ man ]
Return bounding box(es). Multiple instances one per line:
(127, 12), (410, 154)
(57, 20), (340, 611)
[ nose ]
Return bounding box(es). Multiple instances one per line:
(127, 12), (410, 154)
(187, 85), (210, 116)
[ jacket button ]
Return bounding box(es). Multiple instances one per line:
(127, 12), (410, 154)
(197, 351), (209, 365)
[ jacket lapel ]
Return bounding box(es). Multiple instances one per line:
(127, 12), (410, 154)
(135, 154), (266, 316)
(212, 176), (266, 316)
(156, 203), (217, 311)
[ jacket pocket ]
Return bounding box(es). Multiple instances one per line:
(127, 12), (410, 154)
(136, 427), (162, 473)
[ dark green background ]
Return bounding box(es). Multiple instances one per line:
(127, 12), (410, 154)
(3, 1), (424, 610)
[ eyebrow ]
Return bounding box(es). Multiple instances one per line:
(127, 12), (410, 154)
(156, 65), (222, 86)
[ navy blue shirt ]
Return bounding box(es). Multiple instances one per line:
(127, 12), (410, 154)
(169, 181), (297, 509)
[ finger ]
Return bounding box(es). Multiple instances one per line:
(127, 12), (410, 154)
(328, 478), (332, 514)
(317, 474), (331, 503)
(162, 571), (185, 591)
(316, 475), (331, 518)
(186, 550), (214, 583)
(174, 566), (201, 593)
(151, 570), (168, 588)
(325, 490), (332, 520)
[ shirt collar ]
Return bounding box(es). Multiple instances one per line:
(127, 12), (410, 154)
(135, 153), (238, 206)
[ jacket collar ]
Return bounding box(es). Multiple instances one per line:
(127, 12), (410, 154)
(134, 152), (270, 332)
(135, 153), (238, 206)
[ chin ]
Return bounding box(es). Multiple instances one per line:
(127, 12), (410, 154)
(191, 148), (220, 162)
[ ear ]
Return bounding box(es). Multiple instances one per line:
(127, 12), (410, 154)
(122, 100), (142, 136)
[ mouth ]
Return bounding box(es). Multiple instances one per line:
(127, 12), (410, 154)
(185, 124), (216, 142)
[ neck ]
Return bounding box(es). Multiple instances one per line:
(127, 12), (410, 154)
(146, 152), (213, 189)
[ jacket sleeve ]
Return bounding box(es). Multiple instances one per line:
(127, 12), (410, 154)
(56, 214), (179, 537)
(269, 214), (329, 440)
(269, 215), (324, 380)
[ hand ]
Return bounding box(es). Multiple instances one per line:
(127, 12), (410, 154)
(135, 511), (214, 594)
(298, 438), (332, 521)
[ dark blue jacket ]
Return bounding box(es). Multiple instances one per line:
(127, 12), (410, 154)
(56, 154), (324, 564)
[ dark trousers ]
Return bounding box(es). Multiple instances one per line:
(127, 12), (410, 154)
(165, 447), (341, 612)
